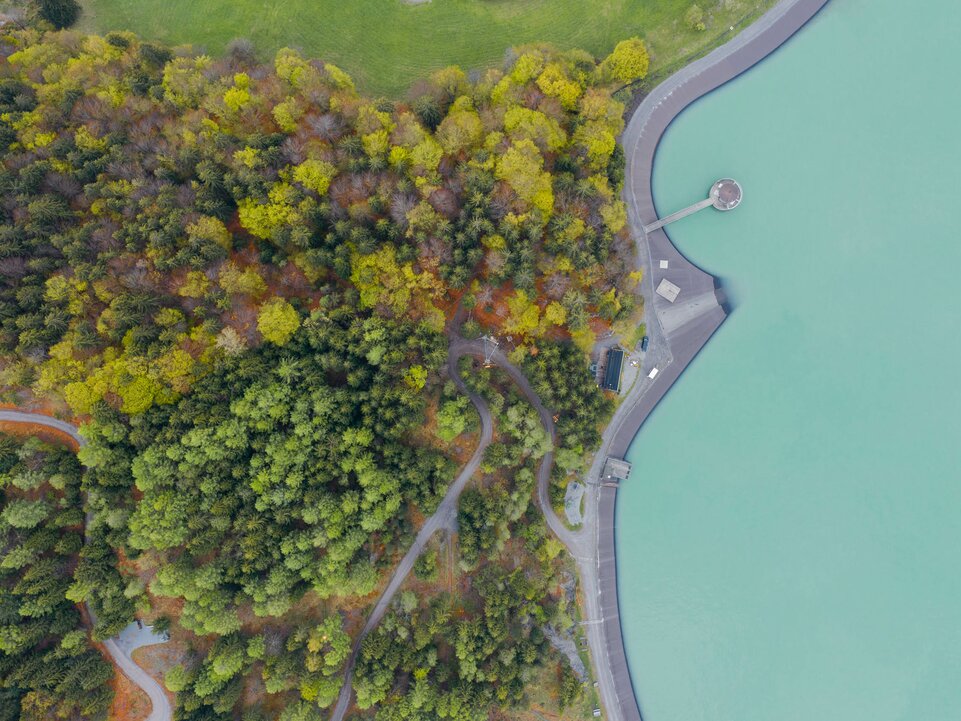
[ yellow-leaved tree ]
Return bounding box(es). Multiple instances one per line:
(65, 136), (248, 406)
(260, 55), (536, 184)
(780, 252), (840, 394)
(258, 298), (301, 345)
(600, 38), (650, 84)
(495, 140), (554, 218)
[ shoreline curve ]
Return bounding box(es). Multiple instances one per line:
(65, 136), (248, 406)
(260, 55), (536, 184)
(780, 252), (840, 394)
(591, 1), (833, 720)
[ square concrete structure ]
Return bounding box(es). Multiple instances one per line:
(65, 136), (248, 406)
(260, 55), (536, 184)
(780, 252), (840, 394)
(603, 457), (632, 481)
(656, 278), (681, 302)
(659, 259), (669, 269)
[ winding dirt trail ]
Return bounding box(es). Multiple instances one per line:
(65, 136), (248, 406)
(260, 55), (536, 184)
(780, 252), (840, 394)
(329, 334), (576, 720)
(328, 339), (494, 721)
(0, 410), (173, 721)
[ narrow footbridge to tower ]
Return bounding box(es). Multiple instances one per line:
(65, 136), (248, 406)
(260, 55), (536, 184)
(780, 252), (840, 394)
(643, 178), (742, 234)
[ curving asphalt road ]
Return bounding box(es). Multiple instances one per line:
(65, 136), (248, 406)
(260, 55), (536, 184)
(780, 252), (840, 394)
(0, 410), (173, 721)
(0, 410), (85, 446)
(585, 2), (833, 720)
(104, 631), (172, 721)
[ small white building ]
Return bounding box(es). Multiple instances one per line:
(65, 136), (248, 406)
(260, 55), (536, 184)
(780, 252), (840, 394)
(655, 278), (681, 303)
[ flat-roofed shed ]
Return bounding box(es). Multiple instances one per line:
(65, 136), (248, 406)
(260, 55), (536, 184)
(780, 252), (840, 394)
(656, 278), (681, 303)
(603, 457), (632, 481)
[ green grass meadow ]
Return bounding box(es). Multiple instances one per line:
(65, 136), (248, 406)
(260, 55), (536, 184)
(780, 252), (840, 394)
(78, 0), (776, 97)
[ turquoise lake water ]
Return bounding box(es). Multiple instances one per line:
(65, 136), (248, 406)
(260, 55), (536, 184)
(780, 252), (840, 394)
(618, 2), (961, 720)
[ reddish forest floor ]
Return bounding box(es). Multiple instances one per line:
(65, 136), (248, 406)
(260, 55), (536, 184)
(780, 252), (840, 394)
(0, 418), (79, 450)
(106, 661), (151, 721)
(131, 644), (180, 714)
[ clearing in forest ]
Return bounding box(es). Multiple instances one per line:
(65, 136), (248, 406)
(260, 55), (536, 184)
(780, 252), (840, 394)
(78, 0), (776, 96)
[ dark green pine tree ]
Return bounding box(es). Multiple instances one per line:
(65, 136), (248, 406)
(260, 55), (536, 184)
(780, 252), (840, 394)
(36, 0), (81, 29)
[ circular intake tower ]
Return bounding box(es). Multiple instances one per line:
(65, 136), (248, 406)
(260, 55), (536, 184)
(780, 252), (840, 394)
(711, 178), (743, 210)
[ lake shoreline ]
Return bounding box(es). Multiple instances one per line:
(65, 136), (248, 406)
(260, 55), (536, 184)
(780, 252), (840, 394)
(586, 1), (833, 719)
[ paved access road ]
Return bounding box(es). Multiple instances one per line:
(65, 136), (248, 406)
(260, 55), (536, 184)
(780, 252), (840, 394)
(589, 1), (833, 720)
(105, 627), (171, 721)
(0, 410), (174, 721)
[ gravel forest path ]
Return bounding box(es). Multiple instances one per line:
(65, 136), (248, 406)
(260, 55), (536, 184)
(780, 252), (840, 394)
(0, 410), (174, 721)
(330, 332), (578, 720)
(328, 338), (495, 721)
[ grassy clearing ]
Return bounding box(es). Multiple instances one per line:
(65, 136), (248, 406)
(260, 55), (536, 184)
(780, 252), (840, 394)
(78, 0), (777, 96)
(626, 322), (647, 351)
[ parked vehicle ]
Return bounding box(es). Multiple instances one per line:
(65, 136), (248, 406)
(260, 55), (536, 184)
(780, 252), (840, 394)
(640, 335), (650, 352)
